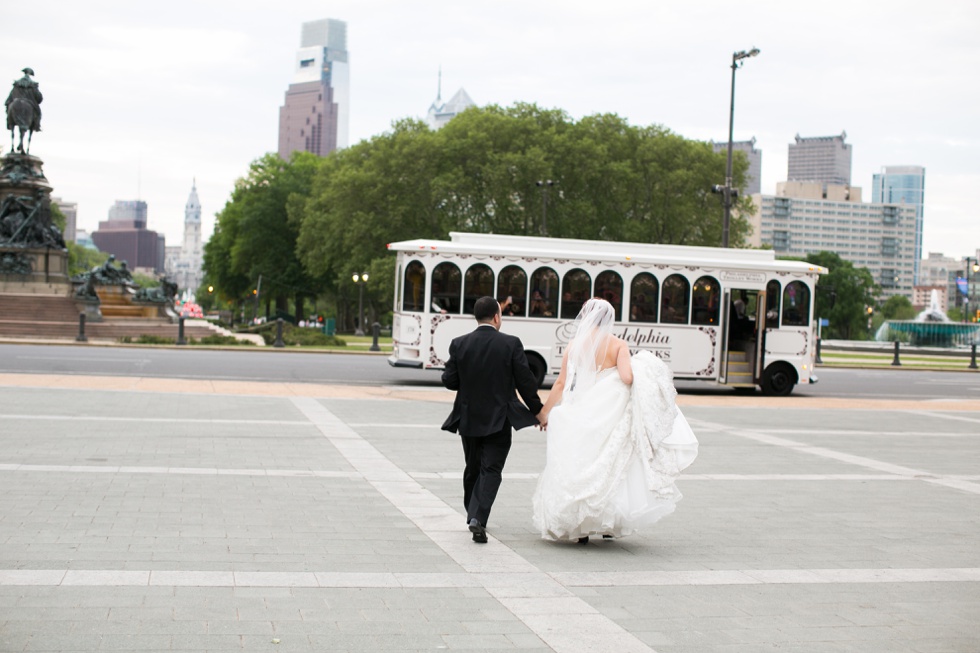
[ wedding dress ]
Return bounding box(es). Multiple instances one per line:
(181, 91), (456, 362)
(531, 351), (699, 541)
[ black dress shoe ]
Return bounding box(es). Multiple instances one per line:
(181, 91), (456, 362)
(577, 536), (589, 545)
(468, 518), (487, 543)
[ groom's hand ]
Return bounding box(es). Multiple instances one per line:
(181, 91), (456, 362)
(536, 410), (548, 429)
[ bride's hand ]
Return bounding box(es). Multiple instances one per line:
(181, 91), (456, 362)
(536, 410), (549, 429)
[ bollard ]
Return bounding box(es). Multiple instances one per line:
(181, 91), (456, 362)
(891, 340), (901, 366)
(274, 318), (285, 348)
(970, 344), (978, 370)
(177, 316), (187, 345)
(76, 313), (88, 343)
(370, 322), (381, 352)
(815, 338), (823, 365)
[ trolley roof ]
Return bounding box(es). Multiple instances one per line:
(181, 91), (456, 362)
(388, 232), (827, 276)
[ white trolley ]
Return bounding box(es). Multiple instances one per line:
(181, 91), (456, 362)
(387, 232), (826, 396)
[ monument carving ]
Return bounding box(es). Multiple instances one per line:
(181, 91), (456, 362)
(6, 67), (42, 155)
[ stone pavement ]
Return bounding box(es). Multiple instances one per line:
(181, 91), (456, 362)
(0, 374), (978, 652)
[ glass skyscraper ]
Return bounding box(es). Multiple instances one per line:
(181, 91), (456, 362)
(278, 18), (349, 159)
(872, 166), (925, 284)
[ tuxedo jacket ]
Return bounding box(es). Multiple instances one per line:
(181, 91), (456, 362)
(441, 325), (544, 437)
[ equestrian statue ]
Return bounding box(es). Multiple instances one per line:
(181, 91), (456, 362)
(6, 68), (42, 155)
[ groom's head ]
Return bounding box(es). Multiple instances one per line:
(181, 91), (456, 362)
(474, 296), (501, 329)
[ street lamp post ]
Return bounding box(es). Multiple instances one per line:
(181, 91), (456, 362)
(352, 273), (369, 336)
(715, 47), (760, 248)
(535, 180), (555, 236)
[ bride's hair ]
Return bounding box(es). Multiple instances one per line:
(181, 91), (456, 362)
(566, 298), (616, 397)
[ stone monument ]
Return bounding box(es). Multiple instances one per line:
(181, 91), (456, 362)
(1, 67), (69, 295)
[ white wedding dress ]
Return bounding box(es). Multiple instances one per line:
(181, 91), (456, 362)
(532, 351), (699, 541)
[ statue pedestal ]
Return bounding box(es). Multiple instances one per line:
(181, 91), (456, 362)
(0, 246), (70, 295)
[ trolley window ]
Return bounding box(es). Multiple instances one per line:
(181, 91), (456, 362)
(766, 280), (781, 328)
(629, 273), (658, 323)
(691, 275), (720, 325)
(661, 274), (690, 324)
(561, 268), (592, 319)
(498, 265), (528, 317)
(463, 264), (494, 314)
(402, 260), (426, 312)
(595, 270), (624, 321)
(431, 262), (462, 314)
(782, 281), (810, 327)
(529, 267), (558, 318)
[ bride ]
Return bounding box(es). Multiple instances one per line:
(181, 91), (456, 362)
(532, 298), (699, 543)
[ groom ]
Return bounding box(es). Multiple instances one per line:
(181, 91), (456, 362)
(441, 296), (545, 543)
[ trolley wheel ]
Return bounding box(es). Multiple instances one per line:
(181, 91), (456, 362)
(526, 353), (547, 388)
(760, 362), (797, 397)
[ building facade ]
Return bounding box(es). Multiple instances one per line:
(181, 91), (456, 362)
(748, 181), (916, 300)
(278, 18), (349, 160)
(919, 252), (960, 311)
(711, 138), (761, 195)
(165, 182), (204, 297)
(872, 166), (925, 284)
(91, 200), (165, 274)
(787, 132), (852, 187)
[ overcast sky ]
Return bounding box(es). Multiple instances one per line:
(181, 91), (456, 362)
(6, 0), (979, 260)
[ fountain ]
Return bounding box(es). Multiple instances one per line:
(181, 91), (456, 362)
(875, 289), (980, 347)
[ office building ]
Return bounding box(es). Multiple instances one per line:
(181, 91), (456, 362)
(51, 197), (77, 242)
(787, 132), (852, 187)
(91, 200), (166, 274)
(165, 182), (205, 296)
(748, 181), (916, 300)
(426, 71), (475, 130)
(920, 252), (961, 310)
(873, 166), (925, 284)
(711, 138), (761, 195)
(278, 18), (349, 159)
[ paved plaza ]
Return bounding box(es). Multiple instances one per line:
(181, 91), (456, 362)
(0, 372), (978, 652)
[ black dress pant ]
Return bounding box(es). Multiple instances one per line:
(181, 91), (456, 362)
(461, 425), (512, 527)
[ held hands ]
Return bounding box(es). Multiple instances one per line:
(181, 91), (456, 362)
(536, 410), (549, 430)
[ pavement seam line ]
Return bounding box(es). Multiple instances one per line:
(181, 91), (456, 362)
(687, 417), (980, 496)
(289, 396), (658, 653)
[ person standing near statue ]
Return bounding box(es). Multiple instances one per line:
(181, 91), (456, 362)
(6, 68), (42, 132)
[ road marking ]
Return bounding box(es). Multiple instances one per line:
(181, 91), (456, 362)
(290, 396), (656, 653)
(908, 410), (980, 425)
(688, 418), (980, 495)
(0, 414), (310, 425)
(1, 567), (976, 588)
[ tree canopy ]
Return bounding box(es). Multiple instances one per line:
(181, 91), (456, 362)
(206, 103), (753, 325)
(805, 251), (879, 339)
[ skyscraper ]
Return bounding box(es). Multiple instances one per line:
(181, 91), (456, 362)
(92, 200), (166, 273)
(426, 70), (475, 130)
(787, 132), (852, 187)
(278, 18), (349, 159)
(711, 138), (762, 195)
(873, 166), (925, 284)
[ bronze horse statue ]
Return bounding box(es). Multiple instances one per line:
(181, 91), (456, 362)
(5, 68), (42, 155)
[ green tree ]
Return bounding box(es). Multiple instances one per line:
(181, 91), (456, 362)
(881, 294), (916, 320)
(204, 152), (325, 322)
(805, 251), (879, 340)
(66, 242), (108, 277)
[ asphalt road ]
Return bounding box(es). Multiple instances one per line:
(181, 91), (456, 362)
(2, 343), (979, 401)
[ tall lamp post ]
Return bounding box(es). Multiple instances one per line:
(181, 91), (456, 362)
(714, 47), (760, 248)
(965, 257), (980, 323)
(535, 180), (555, 236)
(352, 273), (369, 336)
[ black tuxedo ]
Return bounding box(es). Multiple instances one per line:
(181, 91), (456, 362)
(441, 324), (543, 528)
